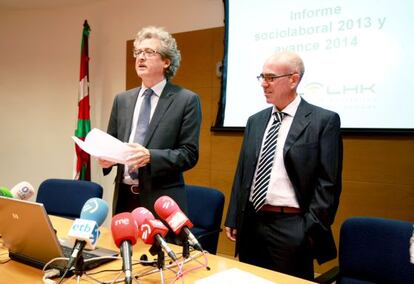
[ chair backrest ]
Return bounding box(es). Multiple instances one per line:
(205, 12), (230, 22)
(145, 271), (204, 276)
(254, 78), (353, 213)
(36, 178), (103, 219)
(185, 185), (225, 254)
(338, 217), (414, 284)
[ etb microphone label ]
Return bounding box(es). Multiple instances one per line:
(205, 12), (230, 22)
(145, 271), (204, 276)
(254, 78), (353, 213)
(68, 219), (100, 249)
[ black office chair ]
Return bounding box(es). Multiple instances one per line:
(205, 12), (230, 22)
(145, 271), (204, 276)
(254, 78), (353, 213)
(315, 216), (414, 284)
(36, 178), (103, 219)
(185, 185), (225, 254)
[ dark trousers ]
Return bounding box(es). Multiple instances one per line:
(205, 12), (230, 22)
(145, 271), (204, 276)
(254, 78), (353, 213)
(239, 203), (314, 280)
(114, 183), (142, 214)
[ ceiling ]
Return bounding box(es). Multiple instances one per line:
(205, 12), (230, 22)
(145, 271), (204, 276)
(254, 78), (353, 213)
(0, 0), (104, 11)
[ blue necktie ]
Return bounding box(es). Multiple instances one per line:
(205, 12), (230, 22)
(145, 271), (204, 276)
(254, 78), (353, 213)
(134, 88), (154, 144)
(251, 112), (285, 211)
(129, 88), (153, 180)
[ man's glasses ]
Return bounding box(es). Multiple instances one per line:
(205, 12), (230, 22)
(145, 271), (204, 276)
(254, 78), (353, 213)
(133, 48), (161, 58)
(256, 73), (295, 83)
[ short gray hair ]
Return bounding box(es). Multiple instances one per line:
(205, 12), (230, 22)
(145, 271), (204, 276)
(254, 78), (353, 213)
(133, 26), (181, 80)
(273, 51), (305, 81)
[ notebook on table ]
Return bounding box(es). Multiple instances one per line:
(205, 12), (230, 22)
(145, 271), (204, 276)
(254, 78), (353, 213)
(0, 196), (118, 275)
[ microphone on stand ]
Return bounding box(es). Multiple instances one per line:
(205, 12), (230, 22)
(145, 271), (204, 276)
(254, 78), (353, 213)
(0, 182), (35, 200)
(154, 196), (203, 252)
(131, 207), (178, 261)
(111, 212), (138, 284)
(0, 187), (13, 198)
(10, 181), (35, 200)
(63, 198), (109, 277)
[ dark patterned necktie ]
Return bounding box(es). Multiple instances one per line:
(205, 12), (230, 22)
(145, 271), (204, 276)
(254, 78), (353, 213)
(130, 88), (153, 180)
(251, 112), (286, 211)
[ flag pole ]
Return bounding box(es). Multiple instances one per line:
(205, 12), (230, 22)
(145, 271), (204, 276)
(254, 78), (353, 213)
(74, 20), (92, 180)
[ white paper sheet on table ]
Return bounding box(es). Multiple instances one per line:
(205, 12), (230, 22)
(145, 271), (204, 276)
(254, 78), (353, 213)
(195, 268), (276, 284)
(72, 128), (131, 164)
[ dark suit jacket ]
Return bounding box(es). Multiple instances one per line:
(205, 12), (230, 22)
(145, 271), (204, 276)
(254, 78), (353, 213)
(104, 82), (202, 216)
(225, 98), (342, 264)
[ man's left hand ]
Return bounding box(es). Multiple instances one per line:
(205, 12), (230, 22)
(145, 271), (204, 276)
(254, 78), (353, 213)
(126, 143), (150, 170)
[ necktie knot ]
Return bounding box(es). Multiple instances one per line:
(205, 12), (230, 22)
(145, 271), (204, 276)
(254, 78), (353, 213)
(143, 88), (154, 98)
(274, 112), (286, 123)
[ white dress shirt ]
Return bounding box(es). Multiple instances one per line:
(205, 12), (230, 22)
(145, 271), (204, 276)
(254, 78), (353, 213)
(250, 95), (302, 208)
(123, 79), (165, 184)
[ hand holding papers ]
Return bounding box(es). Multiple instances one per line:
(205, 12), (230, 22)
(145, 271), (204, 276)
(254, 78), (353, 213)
(72, 128), (131, 164)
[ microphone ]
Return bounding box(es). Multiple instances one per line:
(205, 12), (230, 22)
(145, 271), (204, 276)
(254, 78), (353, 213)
(154, 196), (203, 252)
(0, 187), (13, 198)
(10, 181), (34, 200)
(64, 198), (109, 275)
(111, 212), (138, 284)
(131, 207), (178, 261)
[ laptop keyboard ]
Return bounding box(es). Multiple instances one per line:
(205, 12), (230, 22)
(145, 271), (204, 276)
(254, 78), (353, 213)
(61, 245), (97, 260)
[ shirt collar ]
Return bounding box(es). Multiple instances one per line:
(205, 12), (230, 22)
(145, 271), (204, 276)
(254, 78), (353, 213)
(272, 94), (301, 118)
(140, 79), (167, 97)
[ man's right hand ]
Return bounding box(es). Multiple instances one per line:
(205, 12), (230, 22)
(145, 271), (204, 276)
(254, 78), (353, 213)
(225, 226), (237, 242)
(97, 158), (115, 168)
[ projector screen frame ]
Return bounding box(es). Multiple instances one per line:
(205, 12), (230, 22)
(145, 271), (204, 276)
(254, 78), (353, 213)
(212, 0), (414, 135)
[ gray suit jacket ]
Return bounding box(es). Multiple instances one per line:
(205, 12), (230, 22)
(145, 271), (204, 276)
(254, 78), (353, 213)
(104, 82), (202, 215)
(225, 98), (342, 264)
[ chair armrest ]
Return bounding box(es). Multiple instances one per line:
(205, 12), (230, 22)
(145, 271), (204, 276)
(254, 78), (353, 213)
(314, 266), (339, 284)
(195, 228), (222, 241)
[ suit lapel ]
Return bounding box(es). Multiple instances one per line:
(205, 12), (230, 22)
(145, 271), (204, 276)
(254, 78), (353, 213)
(284, 99), (312, 154)
(144, 83), (175, 145)
(253, 108), (273, 159)
(124, 88), (141, 142)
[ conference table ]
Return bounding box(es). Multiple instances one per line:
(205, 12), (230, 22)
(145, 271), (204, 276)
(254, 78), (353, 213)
(0, 216), (314, 283)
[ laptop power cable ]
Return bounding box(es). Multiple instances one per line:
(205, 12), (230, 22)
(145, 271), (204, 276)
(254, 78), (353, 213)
(42, 268), (61, 284)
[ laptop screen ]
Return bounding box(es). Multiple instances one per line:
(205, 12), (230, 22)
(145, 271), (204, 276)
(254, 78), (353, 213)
(0, 196), (118, 272)
(0, 196), (65, 265)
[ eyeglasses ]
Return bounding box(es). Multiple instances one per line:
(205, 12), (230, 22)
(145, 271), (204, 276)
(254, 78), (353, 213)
(133, 48), (161, 58)
(256, 73), (295, 83)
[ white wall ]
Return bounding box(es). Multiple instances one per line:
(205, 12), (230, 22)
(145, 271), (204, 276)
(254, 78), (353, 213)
(0, 0), (224, 219)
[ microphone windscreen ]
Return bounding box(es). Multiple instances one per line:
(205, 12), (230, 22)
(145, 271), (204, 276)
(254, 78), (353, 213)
(0, 187), (13, 198)
(80, 198), (109, 226)
(154, 195), (180, 220)
(10, 181), (34, 200)
(131, 207), (154, 227)
(111, 212), (138, 248)
(154, 195), (193, 234)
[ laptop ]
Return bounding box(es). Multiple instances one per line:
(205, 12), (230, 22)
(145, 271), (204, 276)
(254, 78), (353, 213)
(0, 196), (118, 275)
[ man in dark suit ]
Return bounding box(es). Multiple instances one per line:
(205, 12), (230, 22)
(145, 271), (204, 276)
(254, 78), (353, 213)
(99, 26), (201, 217)
(224, 52), (342, 280)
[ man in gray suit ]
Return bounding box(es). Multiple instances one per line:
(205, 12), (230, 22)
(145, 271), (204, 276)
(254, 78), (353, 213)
(225, 52), (342, 280)
(99, 26), (201, 217)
